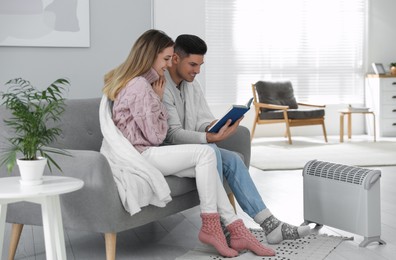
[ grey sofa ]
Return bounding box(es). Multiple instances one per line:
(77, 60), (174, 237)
(0, 98), (251, 260)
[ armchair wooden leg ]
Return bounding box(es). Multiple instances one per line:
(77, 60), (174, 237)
(228, 193), (237, 213)
(8, 223), (23, 260)
(105, 233), (117, 260)
(285, 124), (292, 144)
(251, 115), (259, 141)
(322, 121), (328, 142)
(282, 113), (292, 144)
(250, 123), (257, 141)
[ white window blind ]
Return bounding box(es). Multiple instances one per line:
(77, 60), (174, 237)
(205, 0), (367, 105)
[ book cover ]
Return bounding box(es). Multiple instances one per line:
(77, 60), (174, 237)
(208, 97), (254, 133)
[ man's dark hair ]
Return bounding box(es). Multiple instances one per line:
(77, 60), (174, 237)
(174, 34), (207, 58)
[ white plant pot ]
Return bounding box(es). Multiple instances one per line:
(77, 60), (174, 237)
(16, 157), (47, 186)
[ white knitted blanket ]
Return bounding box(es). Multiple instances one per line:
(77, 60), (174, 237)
(99, 95), (171, 215)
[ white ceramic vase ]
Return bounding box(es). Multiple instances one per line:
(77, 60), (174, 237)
(16, 157), (47, 186)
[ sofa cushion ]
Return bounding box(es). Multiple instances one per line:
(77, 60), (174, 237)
(259, 108), (325, 120)
(166, 175), (197, 197)
(50, 98), (103, 152)
(255, 81), (298, 112)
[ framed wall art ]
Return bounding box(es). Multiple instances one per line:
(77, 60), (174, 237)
(0, 0), (90, 47)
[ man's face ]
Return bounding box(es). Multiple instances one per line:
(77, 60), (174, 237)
(175, 54), (204, 83)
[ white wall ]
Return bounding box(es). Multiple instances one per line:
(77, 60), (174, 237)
(153, 0), (396, 137)
(153, 0), (207, 91)
(1, 0), (394, 137)
(368, 0), (396, 72)
(0, 0), (152, 99)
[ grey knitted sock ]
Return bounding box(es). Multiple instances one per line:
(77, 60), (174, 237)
(255, 208), (310, 244)
(220, 219), (231, 246)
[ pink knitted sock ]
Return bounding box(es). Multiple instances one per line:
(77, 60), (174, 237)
(199, 213), (239, 257)
(227, 219), (276, 256)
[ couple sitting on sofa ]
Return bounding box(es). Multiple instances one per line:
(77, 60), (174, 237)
(100, 29), (310, 257)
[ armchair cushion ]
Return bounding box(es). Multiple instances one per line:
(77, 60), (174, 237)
(259, 108), (325, 120)
(255, 81), (298, 111)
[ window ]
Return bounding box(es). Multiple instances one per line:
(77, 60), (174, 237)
(205, 0), (367, 105)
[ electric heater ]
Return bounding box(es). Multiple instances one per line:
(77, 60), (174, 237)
(302, 160), (386, 247)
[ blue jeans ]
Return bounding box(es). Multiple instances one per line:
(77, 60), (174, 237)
(208, 145), (267, 219)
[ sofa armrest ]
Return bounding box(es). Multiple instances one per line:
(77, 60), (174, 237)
(216, 125), (251, 167)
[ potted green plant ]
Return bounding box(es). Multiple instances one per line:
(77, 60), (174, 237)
(0, 78), (70, 185)
(390, 63), (396, 75)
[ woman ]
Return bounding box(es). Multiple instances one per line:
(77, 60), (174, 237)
(102, 29), (275, 257)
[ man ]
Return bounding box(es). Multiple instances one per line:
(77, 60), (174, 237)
(162, 34), (310, 244)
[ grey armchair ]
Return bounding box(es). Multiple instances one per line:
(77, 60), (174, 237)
(0, 98), (251, 260)
(251, 80), (328, 144)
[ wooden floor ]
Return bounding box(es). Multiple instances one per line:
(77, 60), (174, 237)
(1, 137), (396, 259)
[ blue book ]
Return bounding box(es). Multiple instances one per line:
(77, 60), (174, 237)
(208, 97), (254, 133)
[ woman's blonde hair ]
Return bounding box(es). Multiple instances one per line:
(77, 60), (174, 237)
(103, 29), (174, 100)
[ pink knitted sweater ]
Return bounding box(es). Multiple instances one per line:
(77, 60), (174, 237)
(112, 68), (168, 153)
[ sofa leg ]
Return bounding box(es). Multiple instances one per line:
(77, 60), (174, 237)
(228, 193), (237, 213)
(8, 223), (23, 260)
(105, 232), (117, 260)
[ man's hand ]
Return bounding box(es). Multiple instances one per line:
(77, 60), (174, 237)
(152, 76), (165, 100)
(205, 119), (218, 132)
(206, 117), (243, 143)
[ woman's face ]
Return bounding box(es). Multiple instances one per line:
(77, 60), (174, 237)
(153, 46), (174, 76)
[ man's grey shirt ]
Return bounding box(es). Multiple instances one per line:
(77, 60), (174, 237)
(163, 70), (215, 145)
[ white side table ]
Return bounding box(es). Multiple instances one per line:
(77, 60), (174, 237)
(0, 176), (84, 260)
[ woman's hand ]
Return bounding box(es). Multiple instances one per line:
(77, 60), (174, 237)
(152, 76), (166, 100)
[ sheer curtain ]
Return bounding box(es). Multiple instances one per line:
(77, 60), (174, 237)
(205, 0), (367, 105)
